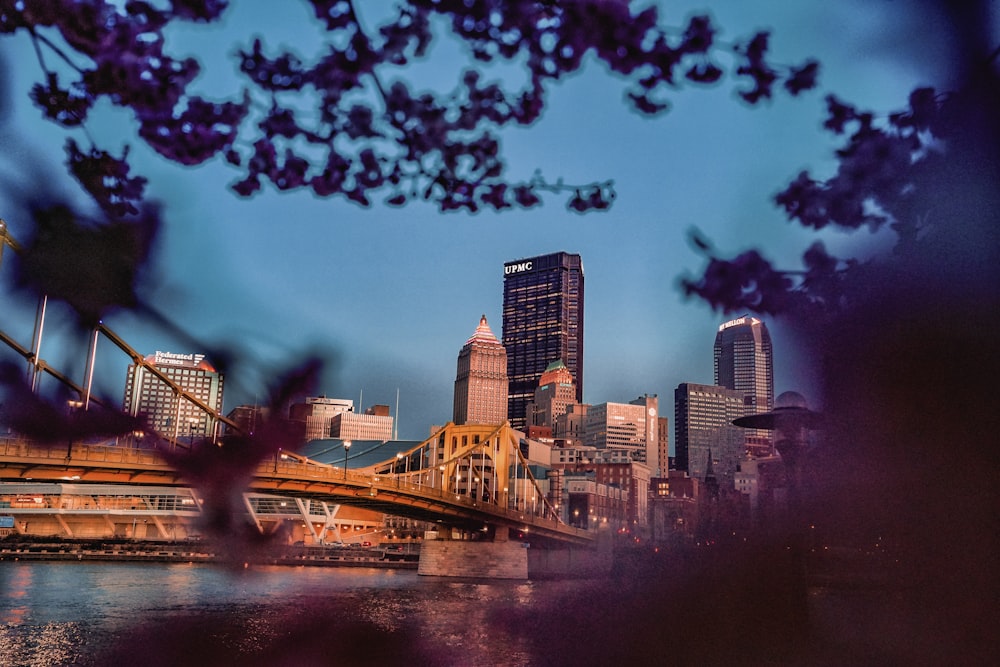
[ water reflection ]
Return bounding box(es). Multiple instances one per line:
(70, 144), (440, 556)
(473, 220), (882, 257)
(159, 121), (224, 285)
(0, 563), (579, 666)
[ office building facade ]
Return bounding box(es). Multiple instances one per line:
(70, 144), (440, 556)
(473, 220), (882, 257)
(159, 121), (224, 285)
(330, 406), (394, 441)
(584, 395), (658, 468)
(674, 382), (745, 485)
(123, 351), (224, 440)
(453, 315), (508, 425)
(289, 397), (355, 440)
(502, 252), (584, 430)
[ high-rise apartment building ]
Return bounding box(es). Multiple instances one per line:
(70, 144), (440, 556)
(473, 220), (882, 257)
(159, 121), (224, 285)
(502, 252), (584, 430)
(453, 315), (508, 425)
(674, 383), (745, 485)
(123, 351), (224, 440)
(714, 315), (774, 456)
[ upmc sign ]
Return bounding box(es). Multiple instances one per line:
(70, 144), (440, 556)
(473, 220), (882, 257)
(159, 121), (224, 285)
(504, 261), (533, 275)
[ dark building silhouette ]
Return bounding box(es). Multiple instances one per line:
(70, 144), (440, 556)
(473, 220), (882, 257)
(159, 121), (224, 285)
(502, 252), (584, 430)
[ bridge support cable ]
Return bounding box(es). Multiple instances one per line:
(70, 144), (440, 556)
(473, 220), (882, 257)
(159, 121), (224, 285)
(368, 422), (566, 525)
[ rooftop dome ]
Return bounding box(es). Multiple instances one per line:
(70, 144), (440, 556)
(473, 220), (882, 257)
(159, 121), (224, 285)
(774, 391), (809, 411)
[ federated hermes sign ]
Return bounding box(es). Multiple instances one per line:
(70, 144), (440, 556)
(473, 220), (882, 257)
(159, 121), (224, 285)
(153, 351), (206, 368)
(504, 260), (534, 275)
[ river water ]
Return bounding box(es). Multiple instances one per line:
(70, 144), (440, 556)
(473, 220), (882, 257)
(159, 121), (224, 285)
(0, 561), (601, 667)
(0, 557), (944, 666)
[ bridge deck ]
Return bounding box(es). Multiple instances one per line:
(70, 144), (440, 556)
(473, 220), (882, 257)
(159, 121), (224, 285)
(0, 438), (593, 546)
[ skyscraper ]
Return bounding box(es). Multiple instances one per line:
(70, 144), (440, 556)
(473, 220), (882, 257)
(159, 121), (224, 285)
(714, 315), (774, 456)
(453, 315), (508, 425)
(502, 252), (584, 430)
(123, 351), (224, 440)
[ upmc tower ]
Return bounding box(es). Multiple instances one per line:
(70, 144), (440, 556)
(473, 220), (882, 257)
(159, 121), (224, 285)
(502, 252), (584, 430)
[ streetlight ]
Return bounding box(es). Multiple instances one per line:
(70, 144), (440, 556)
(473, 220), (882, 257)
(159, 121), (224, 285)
(343, 440), (351, 479)
(396, 452), (404, 487)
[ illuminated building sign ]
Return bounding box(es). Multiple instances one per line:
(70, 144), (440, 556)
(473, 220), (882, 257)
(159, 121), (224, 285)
(718, 316), (761, 332)
(152, 351), (206, 368)
(504, 261), (533, 275)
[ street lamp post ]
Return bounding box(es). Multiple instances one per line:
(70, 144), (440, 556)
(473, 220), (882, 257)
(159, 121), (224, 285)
(343, 440), (351, 479)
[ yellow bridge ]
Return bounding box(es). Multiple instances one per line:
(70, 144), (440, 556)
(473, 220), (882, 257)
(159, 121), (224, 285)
(0, 423), (593, 547)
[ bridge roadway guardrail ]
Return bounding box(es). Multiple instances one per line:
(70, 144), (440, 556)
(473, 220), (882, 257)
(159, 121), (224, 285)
(0, 437), (594, 545)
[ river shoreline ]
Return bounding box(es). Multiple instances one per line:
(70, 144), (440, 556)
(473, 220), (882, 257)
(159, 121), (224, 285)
(0, 537), (418, 569)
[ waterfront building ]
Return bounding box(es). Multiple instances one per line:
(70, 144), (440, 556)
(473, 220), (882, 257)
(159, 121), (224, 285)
(524, 359), (577, 429)
(560, 475), (629, 530)
(502, 252), (584, 430)
(289, 396), (354, 441)
(453, 315), (508, 425)
(549, 446), (650, 529)
(648, 471), (701, 543)
(714, 315), (774, 456)
(583, 395), (659, 469)
(122, 351), (224, 440)
(0, 481), (383, 545)
(674, 383), (745, 485)
(330, 405), (393, 441)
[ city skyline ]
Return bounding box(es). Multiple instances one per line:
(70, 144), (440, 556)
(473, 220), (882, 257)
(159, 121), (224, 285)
(0, 1), (951, 440)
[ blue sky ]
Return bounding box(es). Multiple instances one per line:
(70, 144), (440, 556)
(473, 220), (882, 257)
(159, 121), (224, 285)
(0, 1), (982, 441)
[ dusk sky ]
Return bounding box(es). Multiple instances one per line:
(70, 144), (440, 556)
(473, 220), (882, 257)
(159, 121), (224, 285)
(0, 1), (982, 441)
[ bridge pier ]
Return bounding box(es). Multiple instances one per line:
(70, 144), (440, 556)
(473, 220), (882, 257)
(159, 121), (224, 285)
(417, 526), (528, 579)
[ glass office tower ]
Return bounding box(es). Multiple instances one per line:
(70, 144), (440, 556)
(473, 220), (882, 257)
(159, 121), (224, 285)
(713, 315), (774, 456)
(502, 252), (584, 430)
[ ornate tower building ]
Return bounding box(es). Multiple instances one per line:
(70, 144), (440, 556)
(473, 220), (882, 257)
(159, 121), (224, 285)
(526, 359), (578, 429)
(453, 315), (508, 425)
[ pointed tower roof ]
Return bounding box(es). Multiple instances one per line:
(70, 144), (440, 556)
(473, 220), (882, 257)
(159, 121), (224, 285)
(465, 315), (501, 346)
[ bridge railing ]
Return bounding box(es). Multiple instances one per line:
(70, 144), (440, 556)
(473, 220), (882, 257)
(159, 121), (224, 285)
(0, 437), (164, 467)
(265, 454), (565, 527)
(2, 437), (590, 540)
